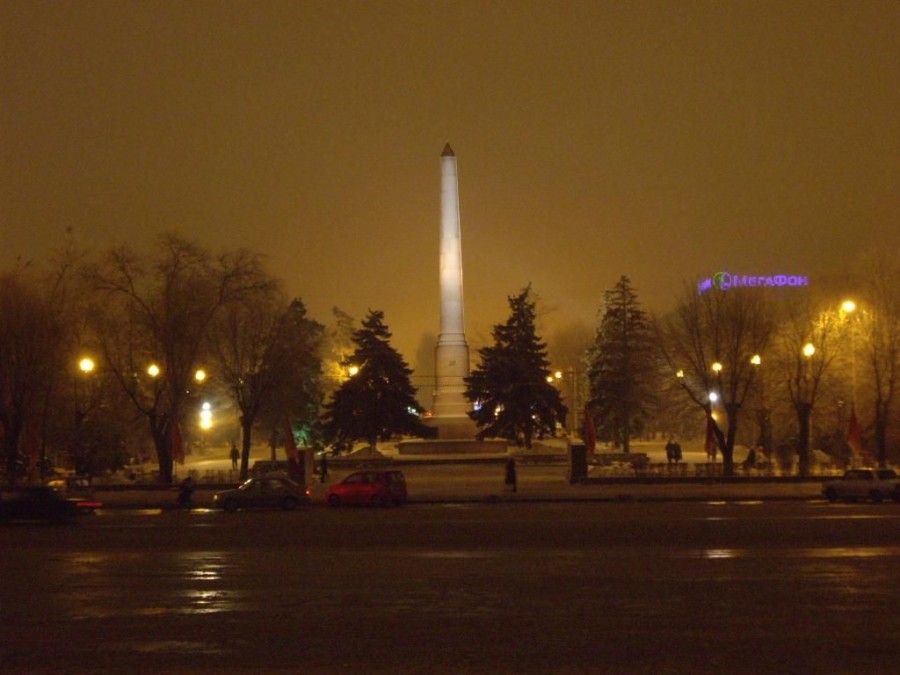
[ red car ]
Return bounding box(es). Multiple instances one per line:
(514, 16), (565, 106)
(326, 470), (407, 507)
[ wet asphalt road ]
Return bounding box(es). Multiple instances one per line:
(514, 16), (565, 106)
(2, 501), (899, 674)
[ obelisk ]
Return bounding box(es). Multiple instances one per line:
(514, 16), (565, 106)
(430, 143), (477, 438)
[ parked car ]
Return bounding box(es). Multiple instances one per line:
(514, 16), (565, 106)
(0, 486), (102, 523)
(45, 475), (95, 497)
(213, 476), (310, 512)
(326, 470), (407, 507)
(822, 468), (900, 503)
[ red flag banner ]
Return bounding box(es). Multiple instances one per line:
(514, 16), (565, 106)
(171, 421), (184, 466)
(847, 407), (865, 463)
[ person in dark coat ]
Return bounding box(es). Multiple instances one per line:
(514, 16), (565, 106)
(504, 457), (517, 493)
(177, 477), (194, 509)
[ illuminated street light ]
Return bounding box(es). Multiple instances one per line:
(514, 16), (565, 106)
(711, 362), (723, 374)
(194, 369), (207, 383)
(675, 369), (684, 379)
(347, 365), (359, 377)
(79, 357), (96, 374)
(199, 401), (213, 430)
(802, 343), (816, 358)
(709, 392), (719, 403)
(147, 363), (161, 378)
(750, 354), (761, 366)
(840, 299), (858, 410)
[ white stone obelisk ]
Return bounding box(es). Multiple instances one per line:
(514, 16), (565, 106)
(431, 143), (476, 438)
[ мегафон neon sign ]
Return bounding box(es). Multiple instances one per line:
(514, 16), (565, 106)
(698, 272), (810, 294)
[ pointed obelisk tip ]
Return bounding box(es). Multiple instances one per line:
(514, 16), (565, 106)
(441, 142), (455, 157)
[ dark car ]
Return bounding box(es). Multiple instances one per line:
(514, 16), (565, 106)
(0, 486), (101, 523)
(326, 470), (407, 507)
(213, 476), (310, 512)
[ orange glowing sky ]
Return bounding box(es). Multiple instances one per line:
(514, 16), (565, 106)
(3, 1), (898, 378)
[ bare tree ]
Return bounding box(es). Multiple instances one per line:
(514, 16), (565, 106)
(208, 292), (324, 480)
(0, 248), (86, 484)
(657, 285), (775, 476)
(858, 256), (900, 467)
(86, 233), (270, 483)
(0, 271), (60, 482)
(772, 294), (840, 475)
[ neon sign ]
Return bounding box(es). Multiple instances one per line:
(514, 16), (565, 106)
(698, 272), (810, 294)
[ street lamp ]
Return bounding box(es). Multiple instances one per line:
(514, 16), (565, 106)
(802, 343), (816, 358)
(147, 363), (161, 378)
(840, 299), (857, 411)
(194, 369), (207, 383)
(199, 402), (213, 430)
(711, 362), (723, 374)
(73, 356), (100, 479)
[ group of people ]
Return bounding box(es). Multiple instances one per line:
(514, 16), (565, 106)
(665, 439), (684, 463)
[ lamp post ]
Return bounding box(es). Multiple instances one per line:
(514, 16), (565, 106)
(840, 300), (857, 412)
(749, 354), (770, 461)
(73, 356), (97, 479)
(798, 343), (815, 476)
(568, 367), (578, 436)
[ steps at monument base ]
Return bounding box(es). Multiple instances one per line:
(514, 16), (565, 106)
(398, 439), (508, 455)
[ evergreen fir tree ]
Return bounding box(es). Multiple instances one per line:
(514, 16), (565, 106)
(321, 310), (428, 452)
(465, 286), (567, 448)
(586, 276), (657, 452)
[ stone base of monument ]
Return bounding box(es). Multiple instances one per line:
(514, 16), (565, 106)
(398, 439), (508, 455)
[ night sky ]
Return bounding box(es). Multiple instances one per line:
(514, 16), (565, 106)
(3, 1), (898, 378)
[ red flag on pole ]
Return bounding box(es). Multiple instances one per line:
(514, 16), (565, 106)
(847, 407), (864, 464)
(171, 421), (184, 466)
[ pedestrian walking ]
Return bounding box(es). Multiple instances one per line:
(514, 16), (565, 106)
(673, 441), (683, 463)
(176, 476), (194, 510)
(504, 457), (517, 493)
(230, 444), (240, 472)
(665, 439), (675, 464)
